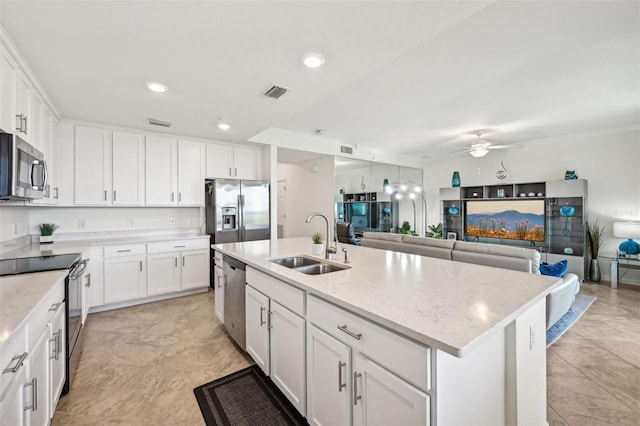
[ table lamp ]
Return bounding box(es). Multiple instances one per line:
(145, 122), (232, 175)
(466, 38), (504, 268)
(613, 221), (640, 254)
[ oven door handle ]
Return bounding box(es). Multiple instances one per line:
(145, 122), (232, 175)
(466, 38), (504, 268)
(69, 259), (89, 280)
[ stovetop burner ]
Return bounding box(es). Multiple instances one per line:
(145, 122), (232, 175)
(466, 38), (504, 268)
(0, 253), (81, 276)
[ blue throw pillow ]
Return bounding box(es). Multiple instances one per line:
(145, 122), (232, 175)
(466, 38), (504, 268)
(540, 260), (568, 277)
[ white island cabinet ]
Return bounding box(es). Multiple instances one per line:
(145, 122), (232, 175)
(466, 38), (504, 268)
(245, 267), (306, 416)
(214, 237), (557, 426)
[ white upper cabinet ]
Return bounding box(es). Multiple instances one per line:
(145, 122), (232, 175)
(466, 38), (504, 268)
(177, 140), (204, 206)
(0, 42), (18, 134)
(206, 144), (258, 180)
(29, 90), (44, 151)
(145, 136), (177, 206)
(15, 69), (32, 143)
(146, 137), (204, 206)
(112, 132), (144, 205)
(74, 126), (111, 205)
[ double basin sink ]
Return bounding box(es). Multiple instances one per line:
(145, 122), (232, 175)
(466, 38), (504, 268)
(270, 256), (350, 275)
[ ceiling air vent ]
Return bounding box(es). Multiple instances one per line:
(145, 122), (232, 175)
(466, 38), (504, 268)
(263, 85), (289, 100)
(147, 118), (172, 128)
(340, 146), (353, 155)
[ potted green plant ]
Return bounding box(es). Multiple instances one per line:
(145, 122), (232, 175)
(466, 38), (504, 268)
(586, 219), (604, 282)
(311, 232), (324, 256)
(426, 223), (443, 239)
(36, 223), (60, 244)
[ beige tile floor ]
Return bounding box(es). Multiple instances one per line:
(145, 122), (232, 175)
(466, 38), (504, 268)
(53, 284), (640, 425)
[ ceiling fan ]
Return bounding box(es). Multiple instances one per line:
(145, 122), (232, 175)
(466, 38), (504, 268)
(463, 132), (510, 157)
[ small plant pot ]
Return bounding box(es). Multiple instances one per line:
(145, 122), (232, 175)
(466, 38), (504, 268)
(40, 235), (54, 244)
(311, 243), (324, 256)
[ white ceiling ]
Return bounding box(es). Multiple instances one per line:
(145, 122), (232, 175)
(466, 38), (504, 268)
(1, 1), (638, 160)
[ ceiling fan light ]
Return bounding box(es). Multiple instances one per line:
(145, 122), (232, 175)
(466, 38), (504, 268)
(469, 147), (489, 157)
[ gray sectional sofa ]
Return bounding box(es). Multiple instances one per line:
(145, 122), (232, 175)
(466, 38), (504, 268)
(361, 232), (580, 330)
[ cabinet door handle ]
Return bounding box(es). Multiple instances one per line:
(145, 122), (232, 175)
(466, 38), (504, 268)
(338, 325), (362, 340)
(178, 192), (182, 202)
(175, 257), (178, 267)
(85, 273), (91, 288)
(3, 352), (28, 374)
(182, 256), (185, 266)
(234, 168), (237, 177)
(54, 187), (59, 199)
(268, 310), (273, 329)
(49, 331), (60, 360)
(171, 192), (175, 202)
(57, 328), (63, 356)
(113, 190), (116, 201)
(260, 306), (266, 326)
(228, 167), (232, 177)
(15, 114), (23, 131)
(338, 361), (346, 392)
(23, 116), (27, 135)
(49, 301), (63, 312)
(217, 275), (223, 289)
(353, 371), (362, 405)
(104, 190), (107, 201)
(139, 261), (143, 272)
(24, 377), (37, 412)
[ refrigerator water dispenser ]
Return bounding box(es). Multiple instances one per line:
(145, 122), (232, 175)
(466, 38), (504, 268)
(222, 207), (237, 230)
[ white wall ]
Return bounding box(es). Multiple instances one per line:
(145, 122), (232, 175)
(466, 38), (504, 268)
(278, 156), (335, 241)
(424, 129), (640, 282)
(0, 206), (31, 243)
(27, 206), (203, 236)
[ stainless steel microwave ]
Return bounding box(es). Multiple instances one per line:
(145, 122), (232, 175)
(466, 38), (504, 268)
(0, 133), (46, 200)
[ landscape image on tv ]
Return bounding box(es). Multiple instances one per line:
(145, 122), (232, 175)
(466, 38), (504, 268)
(465, 200), (545, 242)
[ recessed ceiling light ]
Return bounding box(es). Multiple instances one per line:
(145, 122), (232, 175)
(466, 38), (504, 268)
(217, 118), (230, 131)
(146, 81), (168, 93)
(301, 52), (325, 68)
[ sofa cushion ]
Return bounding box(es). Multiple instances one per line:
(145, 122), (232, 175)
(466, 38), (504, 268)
(361, 232), (404, 242)
(401, 235), (454, 260)
(540, 260), (568, 277)
(360, 238), (407, 252)
(453, 240), (541, 274)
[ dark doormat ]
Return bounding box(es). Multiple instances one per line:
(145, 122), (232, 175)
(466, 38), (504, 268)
(193, 365), (308, 426)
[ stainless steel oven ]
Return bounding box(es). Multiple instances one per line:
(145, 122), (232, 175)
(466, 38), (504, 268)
(0, 132), (47, 200)
(64, 258), (89, 394)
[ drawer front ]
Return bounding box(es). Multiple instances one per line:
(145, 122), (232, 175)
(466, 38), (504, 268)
(147, 238), (209, 254)
(308, 295), (430, 392)
(27, 279), (65, 349)
(0, 326), (27, 396)
(246, 267), (304, 317)
(104, 244), (146, 258)
(214, 250), (223, 263)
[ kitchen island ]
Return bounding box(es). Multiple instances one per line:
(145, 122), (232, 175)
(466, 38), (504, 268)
(215, 237), (561, 426)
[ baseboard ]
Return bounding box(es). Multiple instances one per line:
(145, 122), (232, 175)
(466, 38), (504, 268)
(88, 287), (209, 314)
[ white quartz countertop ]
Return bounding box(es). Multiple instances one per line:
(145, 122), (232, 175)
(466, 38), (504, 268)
(214, 237), (562, 357)
(0, 270), (68, 350)
(0, 233), (210, 260)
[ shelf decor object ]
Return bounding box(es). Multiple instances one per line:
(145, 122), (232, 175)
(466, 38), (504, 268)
(36, 223), (60, 244)
(586, 219), (604, 282)
(311, 232), (324, 256)
(613, 221), (640, 255)
(451, 171), (461, 187)
(560, 205), (576, 217)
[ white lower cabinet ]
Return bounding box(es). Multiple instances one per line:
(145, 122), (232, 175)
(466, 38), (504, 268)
(147, 252), (181, 295)
(307, 295), (430, 426)
(353, 354), (429, 426)
(214, 252), (224, 322)
(245, 279), (306, 416)
(180, 249), (208, 290)
(25, 327), (51, 426)
(307, 325), (351, 426)
(0, 366), (26, 426)
(104, 244), (147, 304)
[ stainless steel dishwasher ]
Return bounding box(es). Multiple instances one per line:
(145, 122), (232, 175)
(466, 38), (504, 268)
(223, 255), (246, 350)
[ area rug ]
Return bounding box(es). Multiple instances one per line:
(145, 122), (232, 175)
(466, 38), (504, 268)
(193, 365), (308, 426)
(546, 293), (596, 347)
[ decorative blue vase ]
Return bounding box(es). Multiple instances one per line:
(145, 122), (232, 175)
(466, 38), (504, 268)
(559, 205), (576, 217)
(448, 205), (459, 215)
(619, 238), (640, 255)
(451, 171), (461, 187)
(383, 178), (389, 192)
(383, 207), (391, 214)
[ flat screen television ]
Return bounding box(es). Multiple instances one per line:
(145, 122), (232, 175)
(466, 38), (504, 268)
(350, 203), (368, 216)
(465, 199), (545, 242)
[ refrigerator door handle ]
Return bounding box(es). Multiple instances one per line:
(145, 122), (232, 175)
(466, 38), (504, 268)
(238, 194), (245, 241)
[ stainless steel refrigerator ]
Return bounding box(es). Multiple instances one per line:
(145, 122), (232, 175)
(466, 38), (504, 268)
(205, 178), (270, 283)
